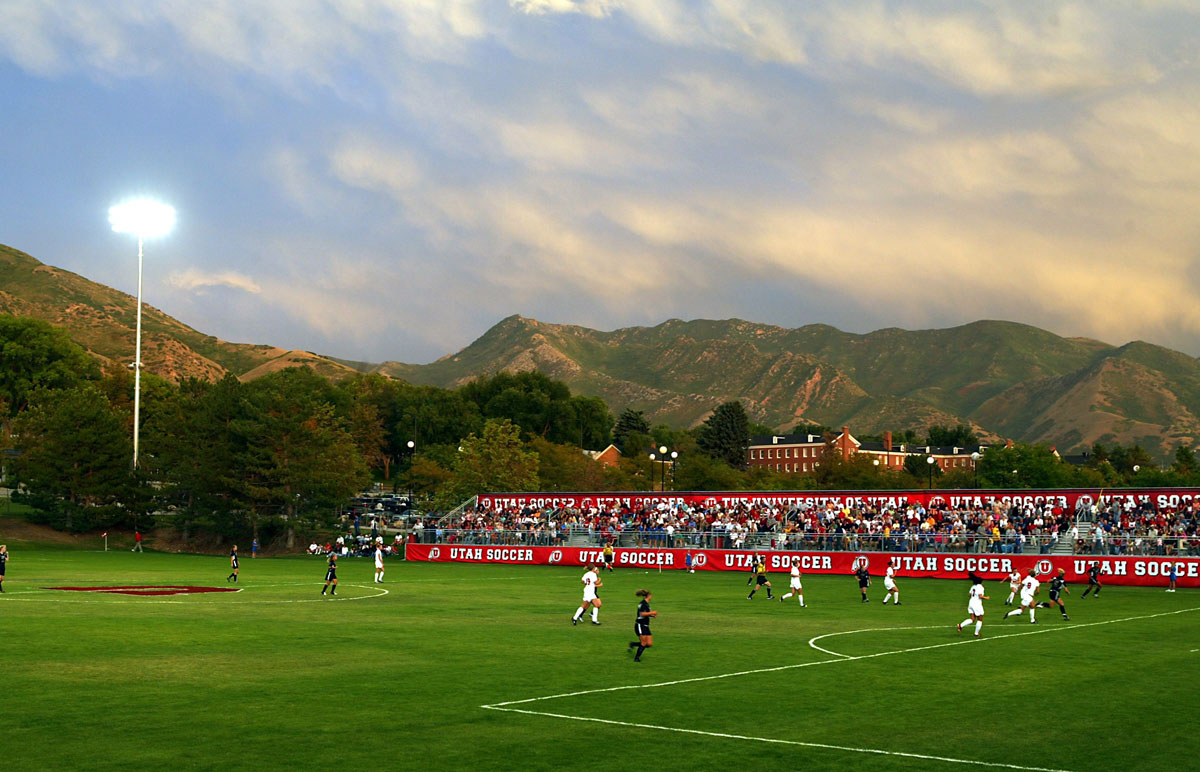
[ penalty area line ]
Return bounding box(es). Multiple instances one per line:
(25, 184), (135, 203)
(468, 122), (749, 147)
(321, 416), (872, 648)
(480, 705), (1074, 772)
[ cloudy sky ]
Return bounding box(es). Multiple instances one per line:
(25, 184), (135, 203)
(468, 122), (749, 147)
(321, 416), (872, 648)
(3, 1), (1200, 363)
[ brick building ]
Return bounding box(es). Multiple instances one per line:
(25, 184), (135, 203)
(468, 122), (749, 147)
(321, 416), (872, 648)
(748, 427), (989, 474)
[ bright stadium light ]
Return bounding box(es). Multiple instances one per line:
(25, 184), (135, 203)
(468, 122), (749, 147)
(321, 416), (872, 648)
(109, 198), (176, 239)
(109, 197), (176, 470)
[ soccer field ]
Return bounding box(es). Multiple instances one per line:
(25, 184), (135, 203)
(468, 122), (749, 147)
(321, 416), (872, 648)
(1, 547), (1196, 772)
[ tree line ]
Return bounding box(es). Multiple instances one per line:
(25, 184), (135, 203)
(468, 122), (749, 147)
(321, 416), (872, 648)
(2, 315), (1197, 544)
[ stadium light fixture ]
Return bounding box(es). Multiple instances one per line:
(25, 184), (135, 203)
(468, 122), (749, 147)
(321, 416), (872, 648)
(109, 197), (176, 470)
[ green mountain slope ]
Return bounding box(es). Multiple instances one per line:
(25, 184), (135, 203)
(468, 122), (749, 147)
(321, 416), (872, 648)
(6, 242), (1198, 458)
(373, 315), (1200, 457)
(0, 244), (358, 382)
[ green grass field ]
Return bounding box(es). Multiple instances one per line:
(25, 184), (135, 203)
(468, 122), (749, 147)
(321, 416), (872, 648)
(1, 543), (1197, 771)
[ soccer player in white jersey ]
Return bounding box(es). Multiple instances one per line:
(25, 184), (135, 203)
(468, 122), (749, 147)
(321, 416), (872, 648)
(1005, 570), (1021, 606)
(1003, 568), (1040, 623)
(779, 558), (806, 607)
(957, 573), (989, 637)
(373, 538), (385, 583)
(881, 559), (901, 605)
(572, 564), (603, 626)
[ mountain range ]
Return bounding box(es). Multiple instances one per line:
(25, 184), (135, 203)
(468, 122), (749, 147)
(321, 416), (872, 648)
(4, 242), (1199, 458)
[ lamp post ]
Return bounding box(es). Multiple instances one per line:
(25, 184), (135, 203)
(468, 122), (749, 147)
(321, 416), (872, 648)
(648, 452), (656, 492)
(658, 446), (668, 492)
(406, 440), (416, 512)
(971, 451), (980, 488)
(926, 455), (935, 489)
(670, 450), (678, 490)
(108, 198), (176, 469)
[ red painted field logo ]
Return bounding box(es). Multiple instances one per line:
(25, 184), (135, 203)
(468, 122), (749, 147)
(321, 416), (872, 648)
(46, 586), (240, 596)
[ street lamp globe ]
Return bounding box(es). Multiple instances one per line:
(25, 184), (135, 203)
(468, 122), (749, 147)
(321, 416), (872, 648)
(407, 440), (415, 449)
(659, 445), (668, 455)
(671, 451), (678, 460)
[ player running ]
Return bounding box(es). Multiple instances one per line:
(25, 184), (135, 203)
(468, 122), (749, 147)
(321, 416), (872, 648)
(572, 564), (603, 626)
(881, 559), (901, 605)
(373, 538), (386, 583)
(747, 556), (773, 600)
(779, 558), (806, 606)
(1005, 570), (1021, 606)
(1081, 562), (1103, 598)
(226, 545), (239, 583)
(628, 589), (656, 662)
(1003, 568), (1040, 623)
(321, 552), (338, 596)
(957, 573), (989, 637)
(1037, 568), (1070, 620)
(0, 544), (8, 592)
(855, 562), (871, 602)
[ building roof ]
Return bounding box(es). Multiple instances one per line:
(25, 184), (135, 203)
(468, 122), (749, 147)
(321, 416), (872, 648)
(749, 433), (829, 446)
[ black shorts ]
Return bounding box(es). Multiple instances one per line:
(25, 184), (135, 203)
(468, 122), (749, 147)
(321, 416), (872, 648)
(1049, 590), (1061, 601)
(635, 623), (651, 636)
(325, 569), (337, 581)
(756, 575), (769, 586)
(603, 555), (613, 564)
(1088, 579), (1100, 586)
(858, 579), (869, 588)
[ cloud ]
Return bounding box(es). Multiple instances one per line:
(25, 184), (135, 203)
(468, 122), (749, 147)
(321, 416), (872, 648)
(166, 268), (262, 294)
(510, 0), (615, 19)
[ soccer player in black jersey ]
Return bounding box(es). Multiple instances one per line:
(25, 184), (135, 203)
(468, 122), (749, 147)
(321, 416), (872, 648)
(321, 552), (338, 595)
(1037, 568), (1070, 620)
(226, 545), (239, 583)
(1081, 562), (1102, 598)
(747, 554), (758, 586)
(855, 564), (871, 602)
(628, 589), (656, 662)
(747, 557), (773, 599)
(0, 544), (8, 592)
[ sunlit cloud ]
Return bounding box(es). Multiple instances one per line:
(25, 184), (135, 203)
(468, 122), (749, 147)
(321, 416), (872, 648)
(3, 0), (1200, 363)
(166, 269), (262, 295)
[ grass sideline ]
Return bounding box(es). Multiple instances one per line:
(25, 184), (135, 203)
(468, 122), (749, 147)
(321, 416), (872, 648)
(0, 546), (1196, 771)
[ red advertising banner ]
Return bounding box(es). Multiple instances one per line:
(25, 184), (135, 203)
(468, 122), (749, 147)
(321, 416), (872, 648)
(474, 488), (1200, 513)
(405, 543), (1200, 588)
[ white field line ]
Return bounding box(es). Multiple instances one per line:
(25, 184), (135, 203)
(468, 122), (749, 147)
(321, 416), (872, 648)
(481, 707), (1074, 772)
(807, 625), (943, 658)
(0, 583), (388, 604)
(482, 606), (1199, 771)
(486, 606), (1199, 709)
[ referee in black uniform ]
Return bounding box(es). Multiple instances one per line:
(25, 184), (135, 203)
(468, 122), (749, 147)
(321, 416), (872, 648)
(1038, 568), (1070, 620)
(855, 563), (871, 602)
(321, 552), (338, 596)
(1081, 562), (1102, 598)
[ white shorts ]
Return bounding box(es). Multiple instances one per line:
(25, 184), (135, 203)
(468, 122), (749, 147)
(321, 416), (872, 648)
(884, 577), (896, 590)
(1009, 583), (1019, 592)
(375, 561), (384, 570)
(968, 600), (985, 617)
(790, 579), (802, 590)
(1020, 593), (1034, 607)
(583, 590), (597, 603)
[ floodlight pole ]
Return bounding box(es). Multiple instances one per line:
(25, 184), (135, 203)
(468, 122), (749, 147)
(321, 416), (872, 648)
(133, 235), (144, 470)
